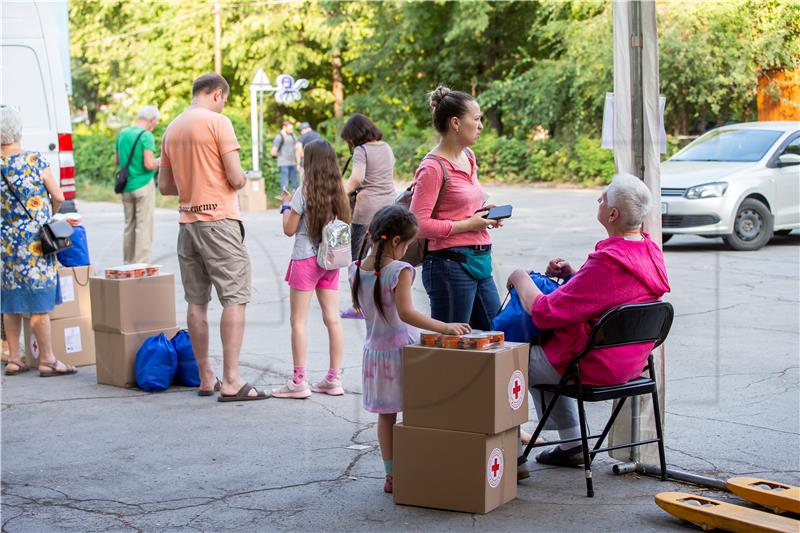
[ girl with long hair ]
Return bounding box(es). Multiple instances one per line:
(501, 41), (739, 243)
(350, 204), (470, 492)
(274, 140), (351, 399)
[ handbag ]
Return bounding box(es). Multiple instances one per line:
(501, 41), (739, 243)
(114, 129), (147, 194)
(396, 154), (448, 266)
(491, 272), (565, 343)
(341, 145), (364, 212)
(2, 172), (73, 256)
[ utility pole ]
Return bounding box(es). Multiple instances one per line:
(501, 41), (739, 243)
(214, 1), (222, 74)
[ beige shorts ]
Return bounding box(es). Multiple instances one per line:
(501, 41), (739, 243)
(177, 219), (251, 307)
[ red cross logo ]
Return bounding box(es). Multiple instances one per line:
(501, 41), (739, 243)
(508, 370), (525, 410)
(512, 379), (521, 399)
(491, 457), (500, 477)
(487, 448), (504, 487)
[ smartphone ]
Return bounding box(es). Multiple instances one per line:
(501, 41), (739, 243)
(483, 204), (513, 220)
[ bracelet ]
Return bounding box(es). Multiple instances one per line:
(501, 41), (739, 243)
(280, 204), (292, 214)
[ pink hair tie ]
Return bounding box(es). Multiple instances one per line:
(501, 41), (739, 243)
(380, 235), (388, 240)
(373, 271), (380, 278)
(355, 260), (361, 267)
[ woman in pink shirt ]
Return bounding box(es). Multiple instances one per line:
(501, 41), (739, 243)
(508, 173), (670, 468)
(410, 86), (502, 330)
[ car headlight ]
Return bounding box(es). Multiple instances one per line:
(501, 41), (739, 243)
(684, 182), (728, 199)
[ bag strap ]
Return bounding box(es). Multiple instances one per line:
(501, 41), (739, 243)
(1, 171), (35, 222)
(122, 129), (147, 171)
(422, 154), (449, 219)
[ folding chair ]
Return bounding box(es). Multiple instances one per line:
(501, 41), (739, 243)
(522, 301), (674, 497)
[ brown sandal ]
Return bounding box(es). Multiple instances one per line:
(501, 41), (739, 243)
(38, 360), (78, 377)
(4, 360), (30, 376)
(198, 377), (222, 396)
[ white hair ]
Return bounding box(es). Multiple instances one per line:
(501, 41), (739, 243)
(1, 105), (23, 145)
(138, 105), (160, 122)
(605, 172), (653, 229)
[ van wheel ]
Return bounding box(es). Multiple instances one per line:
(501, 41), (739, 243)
(723, 199), (773, 251)
(662, 234), (673, 244)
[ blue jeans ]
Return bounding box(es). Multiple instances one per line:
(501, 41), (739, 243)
(279, 165), (299, 191)
(421, 250), (501, 331)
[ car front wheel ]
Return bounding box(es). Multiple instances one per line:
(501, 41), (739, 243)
(723, 198), (773, 251)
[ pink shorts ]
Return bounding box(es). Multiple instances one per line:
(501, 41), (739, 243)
(285, 257), (340, 291)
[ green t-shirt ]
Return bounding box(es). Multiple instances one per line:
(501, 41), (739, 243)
(116, 126), (156, 192)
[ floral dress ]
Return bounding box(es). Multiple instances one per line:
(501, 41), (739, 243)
(349, 259), (419, 414)
(1, 152), (62, 314)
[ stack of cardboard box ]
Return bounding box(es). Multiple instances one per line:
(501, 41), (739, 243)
(24, 265), (96, 368)
(394, 341), (529, 514)
(238, 171), (267, 212)
(90, 273), (178, 388)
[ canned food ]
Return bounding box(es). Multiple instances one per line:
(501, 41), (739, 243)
(145, 265), (161, 277)
(439, 335), (462, 349)
(484, 331), (505, 345)
(420, 332), (441, 347)
(460, 333), (491, 350)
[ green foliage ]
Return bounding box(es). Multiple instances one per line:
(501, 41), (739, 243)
(68, 0), (800, 189)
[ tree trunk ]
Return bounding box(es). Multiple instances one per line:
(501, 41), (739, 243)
(332, 50), (344, 118)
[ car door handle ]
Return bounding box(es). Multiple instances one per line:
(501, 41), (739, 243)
(49, 143), (56, 151)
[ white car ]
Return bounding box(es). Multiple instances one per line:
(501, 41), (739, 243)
(661, 122), (800, 250)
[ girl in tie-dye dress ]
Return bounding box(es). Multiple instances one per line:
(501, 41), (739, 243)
(349, 205), (470, 494)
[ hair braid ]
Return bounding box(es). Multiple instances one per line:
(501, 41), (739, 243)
(350, 232), (372, 313)
(373, 238), (387, 321)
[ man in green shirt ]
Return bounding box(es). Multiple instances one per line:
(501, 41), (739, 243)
(115, 105), (160, 264)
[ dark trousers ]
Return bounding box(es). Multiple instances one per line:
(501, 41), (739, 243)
(421, 252), (501, 331)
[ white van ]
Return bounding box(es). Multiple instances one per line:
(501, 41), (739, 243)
(1, 0), (76, 211)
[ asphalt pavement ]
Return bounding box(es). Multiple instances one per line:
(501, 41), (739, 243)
(2, 186), (798, 532)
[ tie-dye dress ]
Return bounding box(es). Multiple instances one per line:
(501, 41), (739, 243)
(349, 259), (419, 414)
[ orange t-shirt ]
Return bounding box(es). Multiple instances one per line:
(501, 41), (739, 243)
(161, 105), (241, 223)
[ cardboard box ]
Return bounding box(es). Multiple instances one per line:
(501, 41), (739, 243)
(89, 274), (176, 333)
(24, 315), (96, 368)
(403, 342), (529, 434)
(51, 265), (94, 320)
(238, 177), (267, 212)
(95, 326), (180, 388)
(394, 424), (518, 514)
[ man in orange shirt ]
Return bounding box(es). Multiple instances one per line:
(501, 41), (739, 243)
(159, 73), (267, 402)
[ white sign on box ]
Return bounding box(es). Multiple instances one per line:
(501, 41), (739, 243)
(60, 275), (75, 302)
(63, 326), (82, 354)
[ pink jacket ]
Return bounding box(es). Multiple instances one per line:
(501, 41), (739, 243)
(531, 234), (671, 386)
(409, 150), (491, 251)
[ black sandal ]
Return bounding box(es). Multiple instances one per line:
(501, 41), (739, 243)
(535, 446), (584, 467)
(198, 377), (222, 396)
(217, 382), (269, 402)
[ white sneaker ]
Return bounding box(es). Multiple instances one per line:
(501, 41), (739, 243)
(271, 379), (311, 399)
(311, 377), (344, 396)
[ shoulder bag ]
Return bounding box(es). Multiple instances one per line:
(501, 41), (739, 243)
(114, 129), (147, 194)
(2, 172), (73, 256)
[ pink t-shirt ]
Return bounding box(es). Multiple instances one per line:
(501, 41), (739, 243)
(161, 105), (241, 224)
(531, 235), (671, 386)
(409, 149), (490, 251)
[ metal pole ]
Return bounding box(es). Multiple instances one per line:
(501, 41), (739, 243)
(258, 91), (264, 168)
(250, 86), (258, 172)
(613, 462), (728, 491)
(630, 0), (645, 180)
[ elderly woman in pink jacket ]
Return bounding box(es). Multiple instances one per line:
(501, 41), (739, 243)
(508, 173), (671, 468)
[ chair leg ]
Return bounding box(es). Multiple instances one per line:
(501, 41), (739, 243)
(523, 391), (560, 459)
(576, 394), (594, 497)
(650, 389), (668, 481)
(589, 396), (628, 459)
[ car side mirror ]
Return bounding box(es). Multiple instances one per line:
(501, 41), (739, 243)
(777, 153), (800, 167)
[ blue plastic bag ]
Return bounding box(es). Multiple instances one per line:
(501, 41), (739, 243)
(171, 329), (200, 387)
(57, 225), (90, 266)
(135, 333), (178, 392)
(491, 272), (563, 343)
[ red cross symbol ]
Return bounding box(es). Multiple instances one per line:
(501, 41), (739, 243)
(512, 379), (521, 399)
(491, 457), (500, 477)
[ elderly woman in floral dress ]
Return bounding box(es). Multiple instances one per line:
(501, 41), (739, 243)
(1, 105), (75, 377)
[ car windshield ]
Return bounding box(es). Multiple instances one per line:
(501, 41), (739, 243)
(671, 129), (784, 162)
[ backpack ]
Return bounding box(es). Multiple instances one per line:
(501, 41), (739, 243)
(171, 329), (200, 387)
(316, 218), (351, 270)
(135, 333), (178, 392)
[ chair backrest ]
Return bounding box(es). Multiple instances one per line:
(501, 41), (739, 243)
(575, 301), (674, 362)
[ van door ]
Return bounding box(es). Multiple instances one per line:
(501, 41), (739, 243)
(773, 135), (800, 227)
(1, 44), (57, 161)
